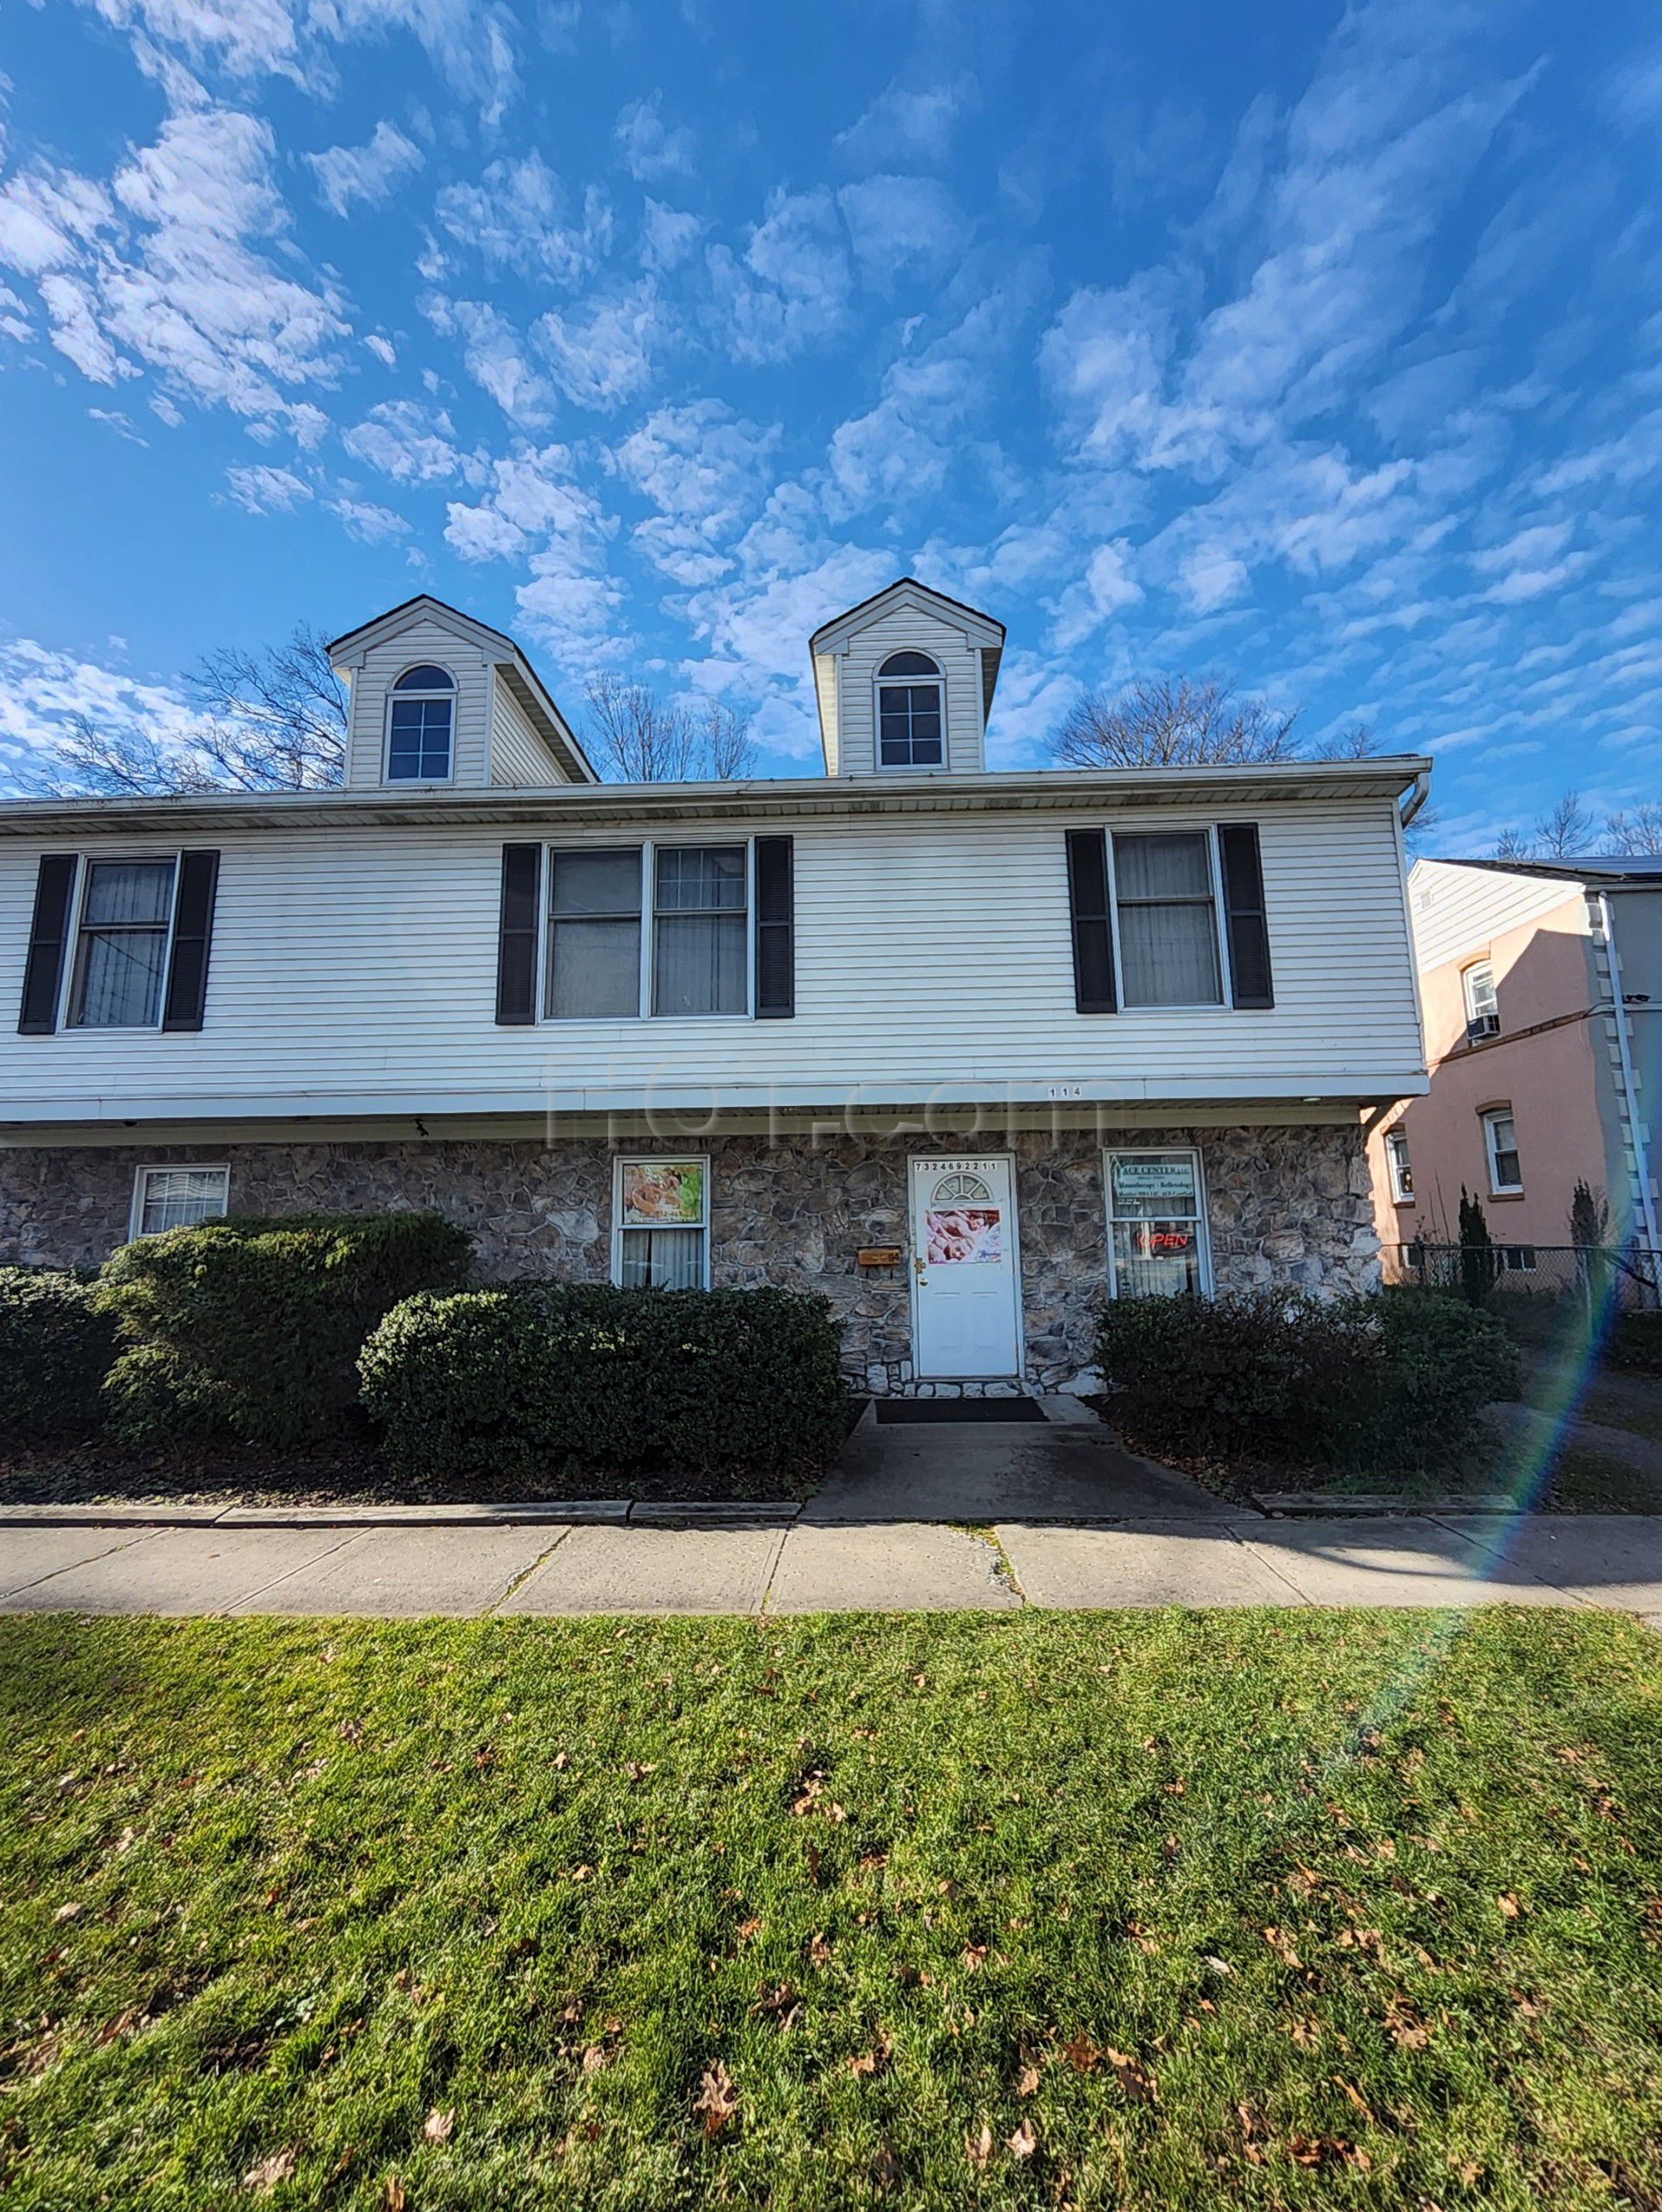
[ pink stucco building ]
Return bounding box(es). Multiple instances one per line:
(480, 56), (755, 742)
(1368, 857), (1661, 1268)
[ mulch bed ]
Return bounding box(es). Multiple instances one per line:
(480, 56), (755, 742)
(0, 1402), (869, 1510)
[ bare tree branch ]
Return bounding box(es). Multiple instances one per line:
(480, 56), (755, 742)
(1051, 677), (1302, 771)
(585, 676), (761, 782)
(698, 699), (758, 780)
(1604, 803), (1662, 855)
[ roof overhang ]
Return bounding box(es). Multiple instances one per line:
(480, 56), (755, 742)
(0, 756), (1432, 839)
(326, 593), (598, 785)
(1422, 855), (1662, 892)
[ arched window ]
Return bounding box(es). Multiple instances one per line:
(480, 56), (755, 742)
(386, 664), (455, 782)
(876, 651), (945, 768)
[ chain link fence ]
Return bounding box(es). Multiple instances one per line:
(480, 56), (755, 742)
(1381, 1241), (1661, 1313)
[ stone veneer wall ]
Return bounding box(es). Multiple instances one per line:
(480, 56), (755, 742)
(0, 1124), (1379, 1393)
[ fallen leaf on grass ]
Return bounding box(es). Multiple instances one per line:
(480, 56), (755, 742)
(1263, 1927), (1302, 1967)
(242, 2146), (298, 2193)
(1016, 2063), (1041, 2097)
(848, 2036), (890, 2078)
(1383, 1999), (1430, 2050)
(870, 2141), (901, 2189)
(1006, 2119), (1039, 2160)
(1060, 2032), (1100, 2073)
(808, 1932), (833, 1967)
(52, 1903), (82, 1924)
(581, 2045), (609, 2074)
(1331, 2075), (1375, 2124)
(961, 1943), (989, 1973)
(694, 2060), (739, 2138)
(1105, 2047), (1157, 2105)
(967, 2123), (994, 2169)
(382, 2180), (406, 2211)
(423, 2108), (455, 2144)
(735, 1916), (762, 1941)
(1498, 1892), (1522, 1919)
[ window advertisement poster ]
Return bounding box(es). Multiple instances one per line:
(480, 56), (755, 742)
(621, 1160), (705, 1227)
(924, 1207), (1005, 1264)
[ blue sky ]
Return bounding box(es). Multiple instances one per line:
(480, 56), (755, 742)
(0, 0), (1658, 848)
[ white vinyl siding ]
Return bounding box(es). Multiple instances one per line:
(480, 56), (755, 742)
(1409, 861), (1588, 973)
(830, 603), (984, 775)
(0, 796), (1426, 1124)
(344, 617), (493, 789)
(489, 675), (567, 787)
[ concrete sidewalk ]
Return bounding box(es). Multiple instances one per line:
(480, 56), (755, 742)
(4, 1512), (1662, 1624)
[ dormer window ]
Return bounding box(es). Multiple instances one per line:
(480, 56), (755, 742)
(876, 652), (945, 769)
(386, 664), (455, 783)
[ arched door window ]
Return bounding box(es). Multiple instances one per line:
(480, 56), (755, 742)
(386, 664), (455, 782)
(876, 651), (945, 768)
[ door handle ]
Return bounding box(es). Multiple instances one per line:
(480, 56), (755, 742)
(914, 1255), (926, 1280)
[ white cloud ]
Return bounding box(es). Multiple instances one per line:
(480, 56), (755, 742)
(362, 331), (396, 366)
(0, 281), (30, 342)
(304, 119), (422, 217)
(433, 152), (612, 283)
(534, 283), (659, 410)
(0, 107), (349, 429)
(614, 92), (693, 181)
(79, 0), (306, 83)
(612, 398), (780, 582)
(440, 445), (625, 671)
(224, 460), (312, 510)
(1473, 521), (1590, 603)
(706, 188), (850, 365)
(87, 405), (150, 444)
(0, 634), (202, 784)
(329, 493), (409, 541)
(1050, 540), (1144, 648)
(837, 175), (971, 288)
(342, 397), (468, 482)
(424, 294), (551, 423)
(825, 295), (1009, 518)
(835, 76), (976, 167)
(640, 198), (701, 273)
(304, 0), (520, 124)
(1176, 543), (1248, 614)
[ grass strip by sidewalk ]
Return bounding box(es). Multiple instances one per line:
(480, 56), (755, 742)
(2, 1610), (1660, 2209)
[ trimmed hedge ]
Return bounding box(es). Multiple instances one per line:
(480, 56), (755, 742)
(1608, 1311), (1662, 1376)
(360, 1284), (848, 1491)
(0, 1268), (118, 1439)
(96, 1211), (473, 1450)
(1097, 1286), (1520, 1472)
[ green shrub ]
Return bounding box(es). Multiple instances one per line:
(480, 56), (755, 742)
(1608, 1311), (1662, 1376)
(1097, 1286), (1519, 1473)
(0, 1267), (118, 1439)
(360, 1283), (848, 1491)
(96, 1211), (473, 1450)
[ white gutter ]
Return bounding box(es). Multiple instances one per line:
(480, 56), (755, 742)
(1398, 767), (1430, 829)
(1598, 890), (1661, 1252)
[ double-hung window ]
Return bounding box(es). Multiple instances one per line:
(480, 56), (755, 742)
(131, 1165), (229, 1237)
(544, 844), (750, 1018)
(1105, 1147), (1212, 1297)
(1111, 831), (1225, 1007)
(615, 1157), (709, 1287)
(546, 849), (642, 1018)
(876, 652), (945, 768)
(385, 664), (455, 782)
(1482, 1107), (1523, 1195)
(68, 858), (177, 1028)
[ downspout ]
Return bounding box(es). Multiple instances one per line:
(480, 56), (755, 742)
(1597, 890), (1660, 1254)
(1398, 768), (1430, 830)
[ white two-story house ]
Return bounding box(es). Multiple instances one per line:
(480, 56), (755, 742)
(1, 578), (1430, 1394)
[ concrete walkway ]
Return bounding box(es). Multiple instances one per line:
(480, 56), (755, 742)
(5, 1512), (1662, 1624)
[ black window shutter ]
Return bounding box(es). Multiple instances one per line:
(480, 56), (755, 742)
(1219, 823), (1274, 1008)
(17, 854), (77, 1035)
(754, 836), (794, 1018)
(162, 849), (220, 1032)
(1065, 829), (1117, 1014)
(496, 843), (542, 1025)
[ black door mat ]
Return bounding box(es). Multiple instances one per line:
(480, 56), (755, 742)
(875, 1397), (1046, 1424)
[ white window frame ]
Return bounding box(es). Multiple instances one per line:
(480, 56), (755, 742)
(1103, 1145), (1213, 1299)
(383, 663), (457, 787)
(873, 656), (947, 772)
(129, 1164), (230, 1240)
(64, 852), (183, 1033)
(610, 1154), (711, 1288)
(541, 840), (755, 1022)
(1481, 1106), (1523, 1196)
(1461, 959), (1498, 1025)
(1106, 826), (1232, 1011)
(1384, 1126), (1415, 1205)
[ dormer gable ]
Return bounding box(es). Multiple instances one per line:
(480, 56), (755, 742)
(808, 577), (1005, 777)
(327, 594), (598, 791)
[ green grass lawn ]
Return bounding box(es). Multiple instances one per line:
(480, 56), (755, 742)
(3, 1611), (1661, 2209)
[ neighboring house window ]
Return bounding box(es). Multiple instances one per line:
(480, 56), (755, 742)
(1498, 1245), (1538, 1273)
(1462, 959), (1499, 1034)
(1111, 832), (1225, 1007)
(68, 857), (177, 1028)
(653, 846), (748, 1015)
(1481, 1106), (1523, 1194)
(876, 652), (945, 768)
(131, 1165), (229, 1237)
(614, 1157), (709, 1288)
(546, 849), (642, 1019)
(386, 664), (455, 782)
(1385, 1128), (1415, 1205)
(1105, 1147), (1212, 1298)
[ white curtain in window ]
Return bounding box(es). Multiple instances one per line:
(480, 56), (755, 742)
(139, 1168), (228, 1234)
(74, 861), (174, 1027)
(547, 849), (641, 1018)
(619, 1227), (704, 1287)
(653, 846), (747, 1015)
(1114, 834), (1222, 1007)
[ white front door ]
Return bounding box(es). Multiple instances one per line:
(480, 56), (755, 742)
(910, 1155), (1022, 1378)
